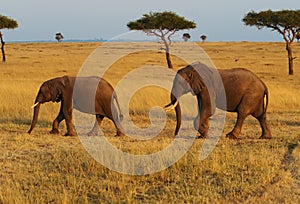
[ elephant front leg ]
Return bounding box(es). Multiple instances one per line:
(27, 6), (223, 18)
(63, 108), (77, 136)
(194, 95), (213, 138)
(50, 111), (65, 134)
(194, 115), (209, 138)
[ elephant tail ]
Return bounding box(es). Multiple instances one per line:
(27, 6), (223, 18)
(263, 86), (269, 115)
(113, 92), (123, 121)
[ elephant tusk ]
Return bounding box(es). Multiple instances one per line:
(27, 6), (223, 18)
(31, 102), (39, 108)
(164, 100), (179, 112)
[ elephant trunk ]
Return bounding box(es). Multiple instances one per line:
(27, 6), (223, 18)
(28, 101), (41, 134)
(174, 99), (181, 136)
(164, 93), (181, 136)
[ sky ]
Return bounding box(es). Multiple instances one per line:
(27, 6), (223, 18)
(1, 0), (300, 42)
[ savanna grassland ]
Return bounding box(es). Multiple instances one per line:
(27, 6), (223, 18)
(0, 41), (299, 203)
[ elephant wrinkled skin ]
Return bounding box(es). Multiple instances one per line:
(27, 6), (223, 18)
(165, 62), (272, 139)
(28, 76), (124, 136)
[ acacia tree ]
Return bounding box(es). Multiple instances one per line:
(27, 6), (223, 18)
(0, 15), (18, 62)
(296, 32), (300, 42)
(200, 35), (207, 43)
(182, 33), (191, 42)
(243, 10), (300, 75)
(55, 33), (64, 42)
(127, 11), (196, 68)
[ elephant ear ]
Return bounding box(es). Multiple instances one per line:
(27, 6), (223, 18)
(188, 65), (205, 95)
(49, 77), (66, 102)
(189, 62), (217, 110)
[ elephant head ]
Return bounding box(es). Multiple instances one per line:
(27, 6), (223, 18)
(164, 62), (217, 136)
(28, 77), (67, 134)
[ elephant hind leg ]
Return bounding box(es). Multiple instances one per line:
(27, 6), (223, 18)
(254, 113), (272, 139)
(106, 115), (124, 137)
(106, 105), (125, 137)
(226, 112), (248, 139)
(112, 119), (125, 137)
(251, 102), (272, 139)
(87, 115), (104, 136)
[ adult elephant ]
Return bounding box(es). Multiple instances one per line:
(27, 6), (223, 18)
(28, 76), (124, 136)
(164, 62), (272, 139)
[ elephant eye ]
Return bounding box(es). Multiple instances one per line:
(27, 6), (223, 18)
(45, 93), (51, 99)
(41, 93), (46, 99)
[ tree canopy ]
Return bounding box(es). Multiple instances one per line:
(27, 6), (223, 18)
(127, 11), (196, 68)
(127, 11), (196, 32)
(243, 10), (300, 75)
(243, 10), (300, 41)
(0, 15), (18, 30)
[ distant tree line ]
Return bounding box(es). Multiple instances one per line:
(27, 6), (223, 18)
(1, 9), (300, 75)
(128, 10), (300, 75)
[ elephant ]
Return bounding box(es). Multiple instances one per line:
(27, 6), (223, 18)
(28, 76), (124, 136)
(164, 62), (272, 139)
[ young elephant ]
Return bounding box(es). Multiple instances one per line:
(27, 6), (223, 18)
(28, 76), (124, 136)
(164, 62), (272, 139)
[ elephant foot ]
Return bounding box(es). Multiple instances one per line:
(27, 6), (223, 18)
(87, 130), (99, 136)
(50, 129), (59, 134)
(115, 130), (125, 137)
(196, 133), (206, 139)
(259, 134), (272, 139)
(64, 132), (77, 137)
(196, 131), (206, 139)
(197, 130), (208, 139)
(226, 132), (239, 139)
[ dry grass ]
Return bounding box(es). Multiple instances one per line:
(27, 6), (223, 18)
(0, 42), (299, 203)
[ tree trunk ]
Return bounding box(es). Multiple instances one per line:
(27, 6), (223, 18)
(286, 42), (294, 75)
(0, 32), (6, 62)
(165, 50), (173, 69)
(162, 38), (173, 68)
